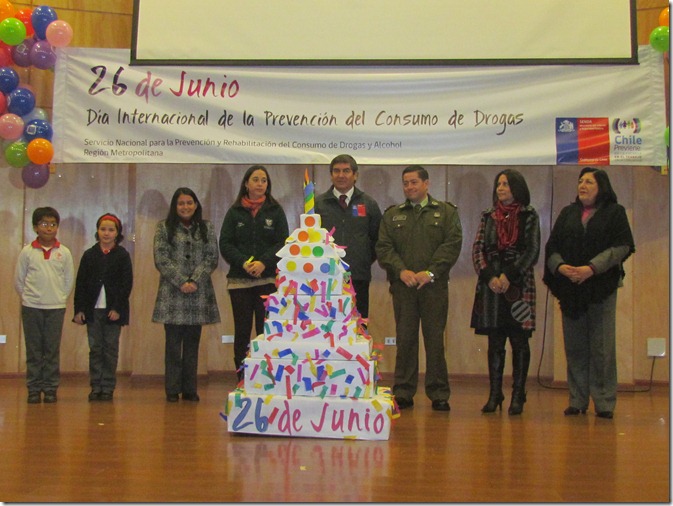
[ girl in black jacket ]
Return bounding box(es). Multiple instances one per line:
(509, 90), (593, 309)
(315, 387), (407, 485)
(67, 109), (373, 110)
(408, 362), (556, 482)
(73, 213), (133, 401)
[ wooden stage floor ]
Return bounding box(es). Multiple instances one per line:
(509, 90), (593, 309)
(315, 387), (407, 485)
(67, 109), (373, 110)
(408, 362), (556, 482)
(0, 374), (668, 503)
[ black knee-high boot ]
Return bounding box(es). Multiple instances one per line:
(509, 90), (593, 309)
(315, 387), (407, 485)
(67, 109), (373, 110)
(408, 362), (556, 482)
(482, 348), (506, 413)
(509, 336), (530, 415)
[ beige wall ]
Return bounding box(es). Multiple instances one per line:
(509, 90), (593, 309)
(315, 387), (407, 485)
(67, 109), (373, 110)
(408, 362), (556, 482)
(0, 0), (668, 384)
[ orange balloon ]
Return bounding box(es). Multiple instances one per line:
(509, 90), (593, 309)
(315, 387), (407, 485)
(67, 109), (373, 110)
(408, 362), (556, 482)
(27, 138), (54, 165)
(659, 7), (669, 28)
(0, 0), (15, 21)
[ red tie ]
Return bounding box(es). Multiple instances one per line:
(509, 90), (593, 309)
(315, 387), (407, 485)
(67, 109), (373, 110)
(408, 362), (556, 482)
(339, 194), (348, 209)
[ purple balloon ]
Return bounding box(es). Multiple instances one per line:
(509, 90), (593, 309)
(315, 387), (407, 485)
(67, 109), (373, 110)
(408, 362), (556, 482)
(21, 163), (49, 188)
(11, 38), (35, 67)
(30, 40), (56, 70)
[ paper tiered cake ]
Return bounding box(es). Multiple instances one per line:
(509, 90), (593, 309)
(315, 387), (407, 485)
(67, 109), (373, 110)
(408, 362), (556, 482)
(224, 213), (395, 440)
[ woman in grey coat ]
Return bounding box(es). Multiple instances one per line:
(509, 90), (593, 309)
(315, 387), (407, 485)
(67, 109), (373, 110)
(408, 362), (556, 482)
(153, 187), (220, 402)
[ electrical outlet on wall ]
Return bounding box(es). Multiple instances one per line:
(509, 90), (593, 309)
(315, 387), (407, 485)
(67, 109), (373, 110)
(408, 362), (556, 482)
(384, 337), (396, 346)
(0, 335), (6, 344)
(647, 337), (666, 357)
(221, 335), (234, 344)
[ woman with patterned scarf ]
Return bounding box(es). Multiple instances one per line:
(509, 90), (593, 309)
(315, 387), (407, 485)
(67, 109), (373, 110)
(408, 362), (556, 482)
(471, 169), (540, 415)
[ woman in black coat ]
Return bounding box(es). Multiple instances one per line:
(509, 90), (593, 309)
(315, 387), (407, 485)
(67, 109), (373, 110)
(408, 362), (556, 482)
(543, 167), (635, 419)
(219, 165), (289, 380)
(471, 169), (540, 415)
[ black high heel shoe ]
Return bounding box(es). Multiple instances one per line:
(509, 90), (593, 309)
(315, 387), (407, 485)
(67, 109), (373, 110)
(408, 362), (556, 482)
(508, 390), (526, 415)
(481, 392), (504, 413)
(563, 406), (587, 416)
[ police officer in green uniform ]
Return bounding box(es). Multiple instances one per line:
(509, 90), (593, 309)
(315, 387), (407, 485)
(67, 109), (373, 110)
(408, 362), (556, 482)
(376, 165), (462, 411)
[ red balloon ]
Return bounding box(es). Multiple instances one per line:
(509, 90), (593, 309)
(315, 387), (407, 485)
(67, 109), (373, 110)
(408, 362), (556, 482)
(0, 41), (12, 66)
(0, 93), (6, 114)
(15, 8), (34, 37)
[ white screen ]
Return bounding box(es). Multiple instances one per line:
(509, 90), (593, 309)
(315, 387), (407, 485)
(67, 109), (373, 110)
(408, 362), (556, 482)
(132, 0), (636, 65)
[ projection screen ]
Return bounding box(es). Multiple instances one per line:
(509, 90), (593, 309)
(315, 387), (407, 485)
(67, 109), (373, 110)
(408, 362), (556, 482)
(131, 0), (637, 66)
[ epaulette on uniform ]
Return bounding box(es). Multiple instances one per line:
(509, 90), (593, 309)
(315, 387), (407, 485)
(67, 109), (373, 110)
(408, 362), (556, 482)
(384, 204), (397, 212)
(446, 201), (458, 208)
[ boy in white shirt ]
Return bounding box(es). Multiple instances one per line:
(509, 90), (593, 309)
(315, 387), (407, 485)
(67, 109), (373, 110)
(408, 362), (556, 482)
(14, 207), (74, 404)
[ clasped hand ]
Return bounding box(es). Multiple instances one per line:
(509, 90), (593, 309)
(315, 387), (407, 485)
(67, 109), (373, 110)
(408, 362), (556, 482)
(488, 274), (510, 294)
(400, 269), (433, 289)
(558, 264), (594, 284)
(180, 281), (198, 294)
(244, 260), (266, 278)
(73, 309), (120, 324)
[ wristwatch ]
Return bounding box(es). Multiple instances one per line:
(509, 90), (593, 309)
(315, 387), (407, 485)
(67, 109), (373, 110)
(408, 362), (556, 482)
(426, 271), (435, 283)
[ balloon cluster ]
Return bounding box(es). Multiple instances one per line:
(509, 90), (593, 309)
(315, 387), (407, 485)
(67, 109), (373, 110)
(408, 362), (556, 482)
(649, 7), (669, 154)
(0, 2), (72, 189)
(650, 7), (671, 154)
(649, 7), (669, 54)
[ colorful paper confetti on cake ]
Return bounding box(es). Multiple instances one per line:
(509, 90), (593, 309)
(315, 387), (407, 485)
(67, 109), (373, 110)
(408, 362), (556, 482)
(224, 213), (395, 440)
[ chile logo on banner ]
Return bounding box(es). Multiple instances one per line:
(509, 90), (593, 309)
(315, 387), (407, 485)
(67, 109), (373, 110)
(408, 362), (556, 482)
(555, 117), (610, 165)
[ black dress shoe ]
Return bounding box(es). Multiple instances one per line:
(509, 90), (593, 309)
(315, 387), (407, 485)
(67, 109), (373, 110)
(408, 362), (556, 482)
(99, 392), (113, 401)
(166, 394), (179, 402)
(27, 392), (41, 404)
(564, 406), (587, 416)
(597, 411), (614, 419)
(88, 391), (101, 402)
(43, 392), (57, 403)
(396, 397), (414, 410)
(182, 393), (200, 402)
(432, 400), (451, 412)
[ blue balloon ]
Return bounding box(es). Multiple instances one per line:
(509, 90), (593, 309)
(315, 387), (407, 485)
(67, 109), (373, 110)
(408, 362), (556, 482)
(7, 87), (35, 117)
(0, 66), (19, 94)
(31, 5), (58, 40)
(24, 119), (53, 142)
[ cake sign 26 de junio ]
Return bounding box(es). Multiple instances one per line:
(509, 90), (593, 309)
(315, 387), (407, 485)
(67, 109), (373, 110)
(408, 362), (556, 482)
(229, 395), (390, 438)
